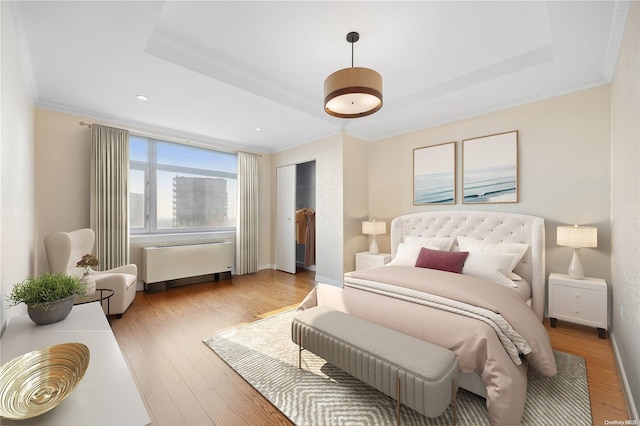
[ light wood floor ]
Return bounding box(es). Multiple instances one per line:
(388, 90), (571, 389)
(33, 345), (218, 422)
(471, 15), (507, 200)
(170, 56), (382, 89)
(545, 318), (630, 425)
(111, 269), (629, 425)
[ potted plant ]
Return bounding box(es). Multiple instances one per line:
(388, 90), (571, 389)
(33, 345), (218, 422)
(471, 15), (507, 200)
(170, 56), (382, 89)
(76, 253), (99, 295)
(6, 273), (87, 325)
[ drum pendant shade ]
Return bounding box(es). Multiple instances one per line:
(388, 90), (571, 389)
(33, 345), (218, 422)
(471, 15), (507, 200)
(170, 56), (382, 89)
(324, 32), (383, 118)
(324, 67), (382, 118)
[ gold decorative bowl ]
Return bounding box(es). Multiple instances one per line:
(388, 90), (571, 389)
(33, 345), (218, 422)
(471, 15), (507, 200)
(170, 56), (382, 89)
(0, 343), (90, 420)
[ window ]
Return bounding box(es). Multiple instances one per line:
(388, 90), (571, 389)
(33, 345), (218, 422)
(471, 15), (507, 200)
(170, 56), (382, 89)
(129, 135), (237, 234)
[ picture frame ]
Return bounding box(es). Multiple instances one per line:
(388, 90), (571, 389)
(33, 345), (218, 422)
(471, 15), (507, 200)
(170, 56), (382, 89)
(462, 130), (518, 204)
(413, 141), (456, 205)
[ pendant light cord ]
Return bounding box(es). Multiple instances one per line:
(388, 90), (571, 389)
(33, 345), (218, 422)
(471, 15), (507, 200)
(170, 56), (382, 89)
(346, 31), (359, 68)
(351, 41), (354, 68)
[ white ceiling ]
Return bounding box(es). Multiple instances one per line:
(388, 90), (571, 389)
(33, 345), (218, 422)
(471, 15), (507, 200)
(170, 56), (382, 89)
(9, 1), (628, 153)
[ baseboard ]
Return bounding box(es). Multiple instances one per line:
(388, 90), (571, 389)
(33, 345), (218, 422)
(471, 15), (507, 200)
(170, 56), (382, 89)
(256, 265), (341, 287)
(259, 264), (317, 273)
(610, 331), (639, 420)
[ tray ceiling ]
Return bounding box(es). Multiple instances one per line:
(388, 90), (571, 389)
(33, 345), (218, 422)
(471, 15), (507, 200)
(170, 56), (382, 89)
(10, 1), (628, 152)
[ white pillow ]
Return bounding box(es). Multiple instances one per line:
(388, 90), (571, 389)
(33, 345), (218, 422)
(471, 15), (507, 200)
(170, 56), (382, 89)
(457, 236), (529, 280)
(461, 251), (519, 287)
(403, 235), (455, 251)
(388, 243), (439, 267)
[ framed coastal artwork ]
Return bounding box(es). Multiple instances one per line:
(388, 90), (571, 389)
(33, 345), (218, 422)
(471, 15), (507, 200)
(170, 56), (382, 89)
(413, 142), (456, 205)
(462, 131), (518, 203)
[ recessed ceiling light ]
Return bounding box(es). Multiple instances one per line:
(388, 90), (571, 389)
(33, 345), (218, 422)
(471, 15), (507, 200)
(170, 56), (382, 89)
(136, 95), (149, 101)
(255, 127), (263, 131)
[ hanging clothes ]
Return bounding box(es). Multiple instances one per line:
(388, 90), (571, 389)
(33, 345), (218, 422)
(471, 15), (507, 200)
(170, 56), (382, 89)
(304, 209), (316, 266)
(295, 208), (308, 244)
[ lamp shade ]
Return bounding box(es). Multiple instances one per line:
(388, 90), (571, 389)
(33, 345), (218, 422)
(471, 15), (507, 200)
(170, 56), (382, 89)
(362, 220), (386, 235)
(324, 67), (383, 118)
(557, 225), (597, 248)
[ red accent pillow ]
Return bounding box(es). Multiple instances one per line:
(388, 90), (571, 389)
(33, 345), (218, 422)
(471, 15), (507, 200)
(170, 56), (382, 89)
(414, 247), (469, 274)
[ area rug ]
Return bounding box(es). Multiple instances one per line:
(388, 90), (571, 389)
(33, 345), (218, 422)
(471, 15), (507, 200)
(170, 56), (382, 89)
(204, 310), (592, 425)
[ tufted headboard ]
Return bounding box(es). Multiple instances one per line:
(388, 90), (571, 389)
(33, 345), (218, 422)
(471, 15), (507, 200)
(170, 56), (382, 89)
(390, 210), (546, 321)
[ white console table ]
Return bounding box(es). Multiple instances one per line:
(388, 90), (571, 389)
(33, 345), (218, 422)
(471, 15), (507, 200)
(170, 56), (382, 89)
(0, 303), (150, 425)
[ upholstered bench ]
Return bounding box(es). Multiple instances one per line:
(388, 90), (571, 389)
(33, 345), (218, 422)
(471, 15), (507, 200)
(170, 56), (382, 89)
(292, 306), (459, 424)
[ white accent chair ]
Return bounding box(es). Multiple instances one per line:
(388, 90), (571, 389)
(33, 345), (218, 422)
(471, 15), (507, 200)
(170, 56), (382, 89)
(44, 228), (137, 317)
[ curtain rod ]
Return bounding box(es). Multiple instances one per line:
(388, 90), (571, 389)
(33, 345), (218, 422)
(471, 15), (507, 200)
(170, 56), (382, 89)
(78, 121), (262, 157)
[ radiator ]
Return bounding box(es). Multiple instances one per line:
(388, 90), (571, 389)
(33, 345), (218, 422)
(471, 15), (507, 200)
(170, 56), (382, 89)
(142, 242), (233, 284)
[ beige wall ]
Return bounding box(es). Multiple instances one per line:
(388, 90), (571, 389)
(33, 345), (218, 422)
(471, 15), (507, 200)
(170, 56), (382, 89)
(342, 134), (369, 272)
(368, 86), (612, 283)
(34, 109), (93, 276)
(611, 1), (640, 418)
(1, 2), (36, 330)
(33, 109), (274, 288)
(271, 134), (344, 285)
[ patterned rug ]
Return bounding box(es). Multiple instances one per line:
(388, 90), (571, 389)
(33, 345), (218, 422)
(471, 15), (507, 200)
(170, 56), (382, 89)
(204, 310), (592, 425)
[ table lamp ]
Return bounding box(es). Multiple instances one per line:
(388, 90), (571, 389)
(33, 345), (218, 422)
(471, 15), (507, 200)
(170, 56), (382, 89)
(557, 225), (597, 279)
(362, 220), (386, 254)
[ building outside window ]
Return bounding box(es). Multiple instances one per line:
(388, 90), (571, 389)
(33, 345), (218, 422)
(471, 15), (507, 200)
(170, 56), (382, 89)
(129, 135), (237, 234)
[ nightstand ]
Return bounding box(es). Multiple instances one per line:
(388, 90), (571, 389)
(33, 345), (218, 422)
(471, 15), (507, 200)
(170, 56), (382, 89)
(548, 273), (608, 339)
(355, 252), (391, 271)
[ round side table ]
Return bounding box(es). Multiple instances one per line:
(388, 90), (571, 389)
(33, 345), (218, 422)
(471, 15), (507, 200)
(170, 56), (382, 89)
(73, 288), (115, 324)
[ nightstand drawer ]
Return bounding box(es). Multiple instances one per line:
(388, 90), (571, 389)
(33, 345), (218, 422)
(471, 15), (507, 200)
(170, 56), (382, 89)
(355, 252), (391, 271)
(550, 284), (605, 327)
(356, 258), (382, 270)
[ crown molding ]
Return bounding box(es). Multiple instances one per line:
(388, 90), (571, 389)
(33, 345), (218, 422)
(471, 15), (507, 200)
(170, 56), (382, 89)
(603, 1), (631, 82)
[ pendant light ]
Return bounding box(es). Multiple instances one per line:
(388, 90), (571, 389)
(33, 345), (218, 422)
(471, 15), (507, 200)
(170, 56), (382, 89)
(324, 32), (383, 118)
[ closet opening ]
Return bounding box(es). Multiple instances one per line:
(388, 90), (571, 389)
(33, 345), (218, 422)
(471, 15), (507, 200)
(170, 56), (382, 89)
(275, 160), (316, 275)
(295, 161), (316, 271)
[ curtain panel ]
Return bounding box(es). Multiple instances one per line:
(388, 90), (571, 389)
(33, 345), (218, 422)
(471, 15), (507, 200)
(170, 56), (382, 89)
(236, 152), (260, 274)
(90, 124), (130, 270)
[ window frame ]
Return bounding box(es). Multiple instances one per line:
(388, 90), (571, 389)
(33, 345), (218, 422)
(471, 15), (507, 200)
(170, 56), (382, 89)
(129, 135), (237, 235)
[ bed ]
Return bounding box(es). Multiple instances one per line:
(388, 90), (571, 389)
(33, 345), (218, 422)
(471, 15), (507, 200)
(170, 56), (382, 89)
(297, 210), (557, 425)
